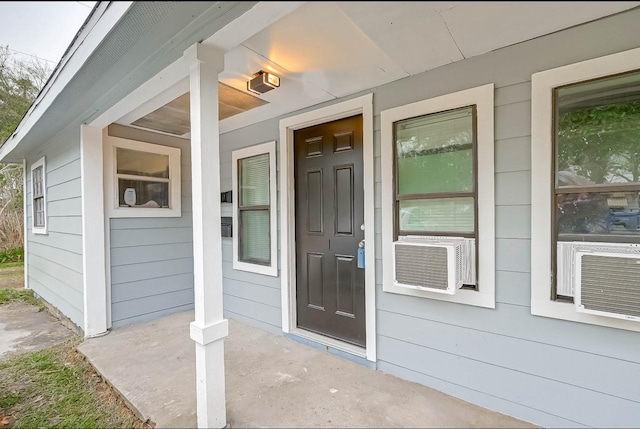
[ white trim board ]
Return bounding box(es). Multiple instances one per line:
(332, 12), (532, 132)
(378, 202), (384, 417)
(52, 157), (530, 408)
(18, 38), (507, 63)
(231, 140), (278, 277)
(531, 46), (640, 333)
(279, 94), (376, 362)
(380, 84), (496, 308)
(22, 159), (29, 289)
(81, 125), (108, 337)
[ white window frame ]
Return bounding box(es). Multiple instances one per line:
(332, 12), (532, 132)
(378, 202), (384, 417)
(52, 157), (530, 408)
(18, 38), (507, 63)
(531, 46), (640, 332)
(232, 141), (278, 277)
(381, 84), (495, 308)
(30, 156), (47, 235)
(104, 135), (181, 218)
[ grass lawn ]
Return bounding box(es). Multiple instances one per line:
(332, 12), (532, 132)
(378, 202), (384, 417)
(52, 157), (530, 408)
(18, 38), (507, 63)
(0, 341), (146, 428)
(0, 288), (44, 310)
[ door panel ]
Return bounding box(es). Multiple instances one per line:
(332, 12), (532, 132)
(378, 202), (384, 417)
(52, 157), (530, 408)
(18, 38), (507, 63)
(306, 170), (323, 234)
(307, 253), (325, 309)
(335, 165), (354, 235)
(336, 255), (355, 317)
(295, 114), (365, 347)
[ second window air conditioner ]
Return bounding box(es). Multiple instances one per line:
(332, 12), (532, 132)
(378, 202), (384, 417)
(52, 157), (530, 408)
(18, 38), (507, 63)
(392, 236), (475, 295)
(557, 241), (640, 322)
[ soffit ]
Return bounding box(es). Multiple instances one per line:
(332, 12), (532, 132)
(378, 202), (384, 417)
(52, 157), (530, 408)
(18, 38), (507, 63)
(120, 1), (640, 137)
(130, 84), (268, 136)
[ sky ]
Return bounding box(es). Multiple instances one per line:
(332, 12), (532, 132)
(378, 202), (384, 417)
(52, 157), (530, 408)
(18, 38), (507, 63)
(0, 1), (95, 66)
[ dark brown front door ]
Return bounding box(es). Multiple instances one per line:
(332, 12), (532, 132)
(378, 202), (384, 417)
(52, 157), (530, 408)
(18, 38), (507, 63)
(294, 114), (365, 347)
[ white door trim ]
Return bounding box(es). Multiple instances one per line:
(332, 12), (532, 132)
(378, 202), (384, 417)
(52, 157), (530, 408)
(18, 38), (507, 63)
(279, 94), (376, 362)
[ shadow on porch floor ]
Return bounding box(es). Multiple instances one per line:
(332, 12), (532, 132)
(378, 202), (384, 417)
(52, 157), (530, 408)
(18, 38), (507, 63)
(77, 311), (534, 428)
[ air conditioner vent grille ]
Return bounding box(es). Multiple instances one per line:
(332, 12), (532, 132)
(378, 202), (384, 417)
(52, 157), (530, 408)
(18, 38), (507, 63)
(580, 255), (640, 318)
(394, 244), (448, 290)
(557, 242), (640, 297)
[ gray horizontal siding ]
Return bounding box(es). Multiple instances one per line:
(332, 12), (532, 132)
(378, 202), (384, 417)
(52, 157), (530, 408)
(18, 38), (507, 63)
(377, 310), (640, 404)
(110, 242), (193, 266)
(214, 7), (640, 427)
(107, 125), (195, 328)
(370, 10), (640, 427)
(25, 127), (84, 328)
(376, 360), (588, 429)
(110, 227), (193, 248)
(378, 334), (639, 428)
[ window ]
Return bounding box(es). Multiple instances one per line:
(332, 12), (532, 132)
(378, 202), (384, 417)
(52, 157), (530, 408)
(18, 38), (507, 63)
(531, 46), (640, 332)
(395, 106), (476, 237)
(232, 141), (278, 277)
(105, 136), (181, 218)
(381, 84), (495, 308)
(555, 71), (640, 244)
(31, 157), (47, 234)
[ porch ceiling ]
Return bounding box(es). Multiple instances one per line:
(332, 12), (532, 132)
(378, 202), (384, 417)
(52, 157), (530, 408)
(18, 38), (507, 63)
(116, 1), (640, 137)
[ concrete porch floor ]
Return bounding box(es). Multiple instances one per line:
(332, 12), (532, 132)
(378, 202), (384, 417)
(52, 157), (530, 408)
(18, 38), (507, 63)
(77, 311), (534, 428)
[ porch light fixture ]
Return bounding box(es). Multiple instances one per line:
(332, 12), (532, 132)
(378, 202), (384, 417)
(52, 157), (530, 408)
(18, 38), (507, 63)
(247, 70), (280, 95)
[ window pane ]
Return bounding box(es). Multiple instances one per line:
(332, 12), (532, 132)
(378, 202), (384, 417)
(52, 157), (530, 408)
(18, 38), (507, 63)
(117, 148), (169, 178)
(396, 107), (474, 195)
(32, 166), (43, 198)
(240, 153), (269, 207)
(118, 179), (169, 208)
(34, 198), (44, 227)
(556, 70), (640, 187)
(399, 197), (474, 233)
(240, 210), (270, 264)
(557, 191), (640, 237)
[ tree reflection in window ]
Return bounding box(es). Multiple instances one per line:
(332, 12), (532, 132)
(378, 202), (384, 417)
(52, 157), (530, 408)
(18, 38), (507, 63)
(555, 70), (640, 240)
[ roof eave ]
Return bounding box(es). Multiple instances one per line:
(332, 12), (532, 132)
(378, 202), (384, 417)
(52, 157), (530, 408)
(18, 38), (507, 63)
(0, 1), (134, 163)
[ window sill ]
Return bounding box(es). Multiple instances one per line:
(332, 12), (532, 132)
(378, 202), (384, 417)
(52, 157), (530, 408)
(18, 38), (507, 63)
(31, 228), (48, 235)
(108, 207), (181, 218)
(383, 283), (495, 309)
(233, 260), (278, 277)
(532, 299), (640, 333)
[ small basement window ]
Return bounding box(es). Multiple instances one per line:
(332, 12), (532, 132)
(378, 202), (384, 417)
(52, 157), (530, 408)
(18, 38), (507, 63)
(105, 136), (181, 218)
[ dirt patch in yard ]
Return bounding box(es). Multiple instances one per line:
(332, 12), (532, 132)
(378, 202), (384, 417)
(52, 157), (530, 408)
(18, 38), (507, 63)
(0, 302), (72, 358)
(0, 264), (23, 289)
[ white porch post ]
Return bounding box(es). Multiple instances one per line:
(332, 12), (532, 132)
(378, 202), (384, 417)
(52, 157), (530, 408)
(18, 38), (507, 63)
(80, 125), (108, 337)
(183, 43), (228, 429)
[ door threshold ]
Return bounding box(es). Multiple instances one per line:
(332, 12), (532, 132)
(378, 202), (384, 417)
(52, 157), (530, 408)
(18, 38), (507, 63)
(290, 328), (366, 359)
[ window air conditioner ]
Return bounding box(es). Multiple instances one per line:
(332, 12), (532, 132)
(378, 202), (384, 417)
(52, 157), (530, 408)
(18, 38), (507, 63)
(573, 243), (640, 322)
(392, 236), (475, 295)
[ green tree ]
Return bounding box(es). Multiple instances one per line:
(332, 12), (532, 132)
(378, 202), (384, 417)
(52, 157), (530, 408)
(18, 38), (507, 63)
(0, 45), (50, 144)
(0, 46), (51, 253)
